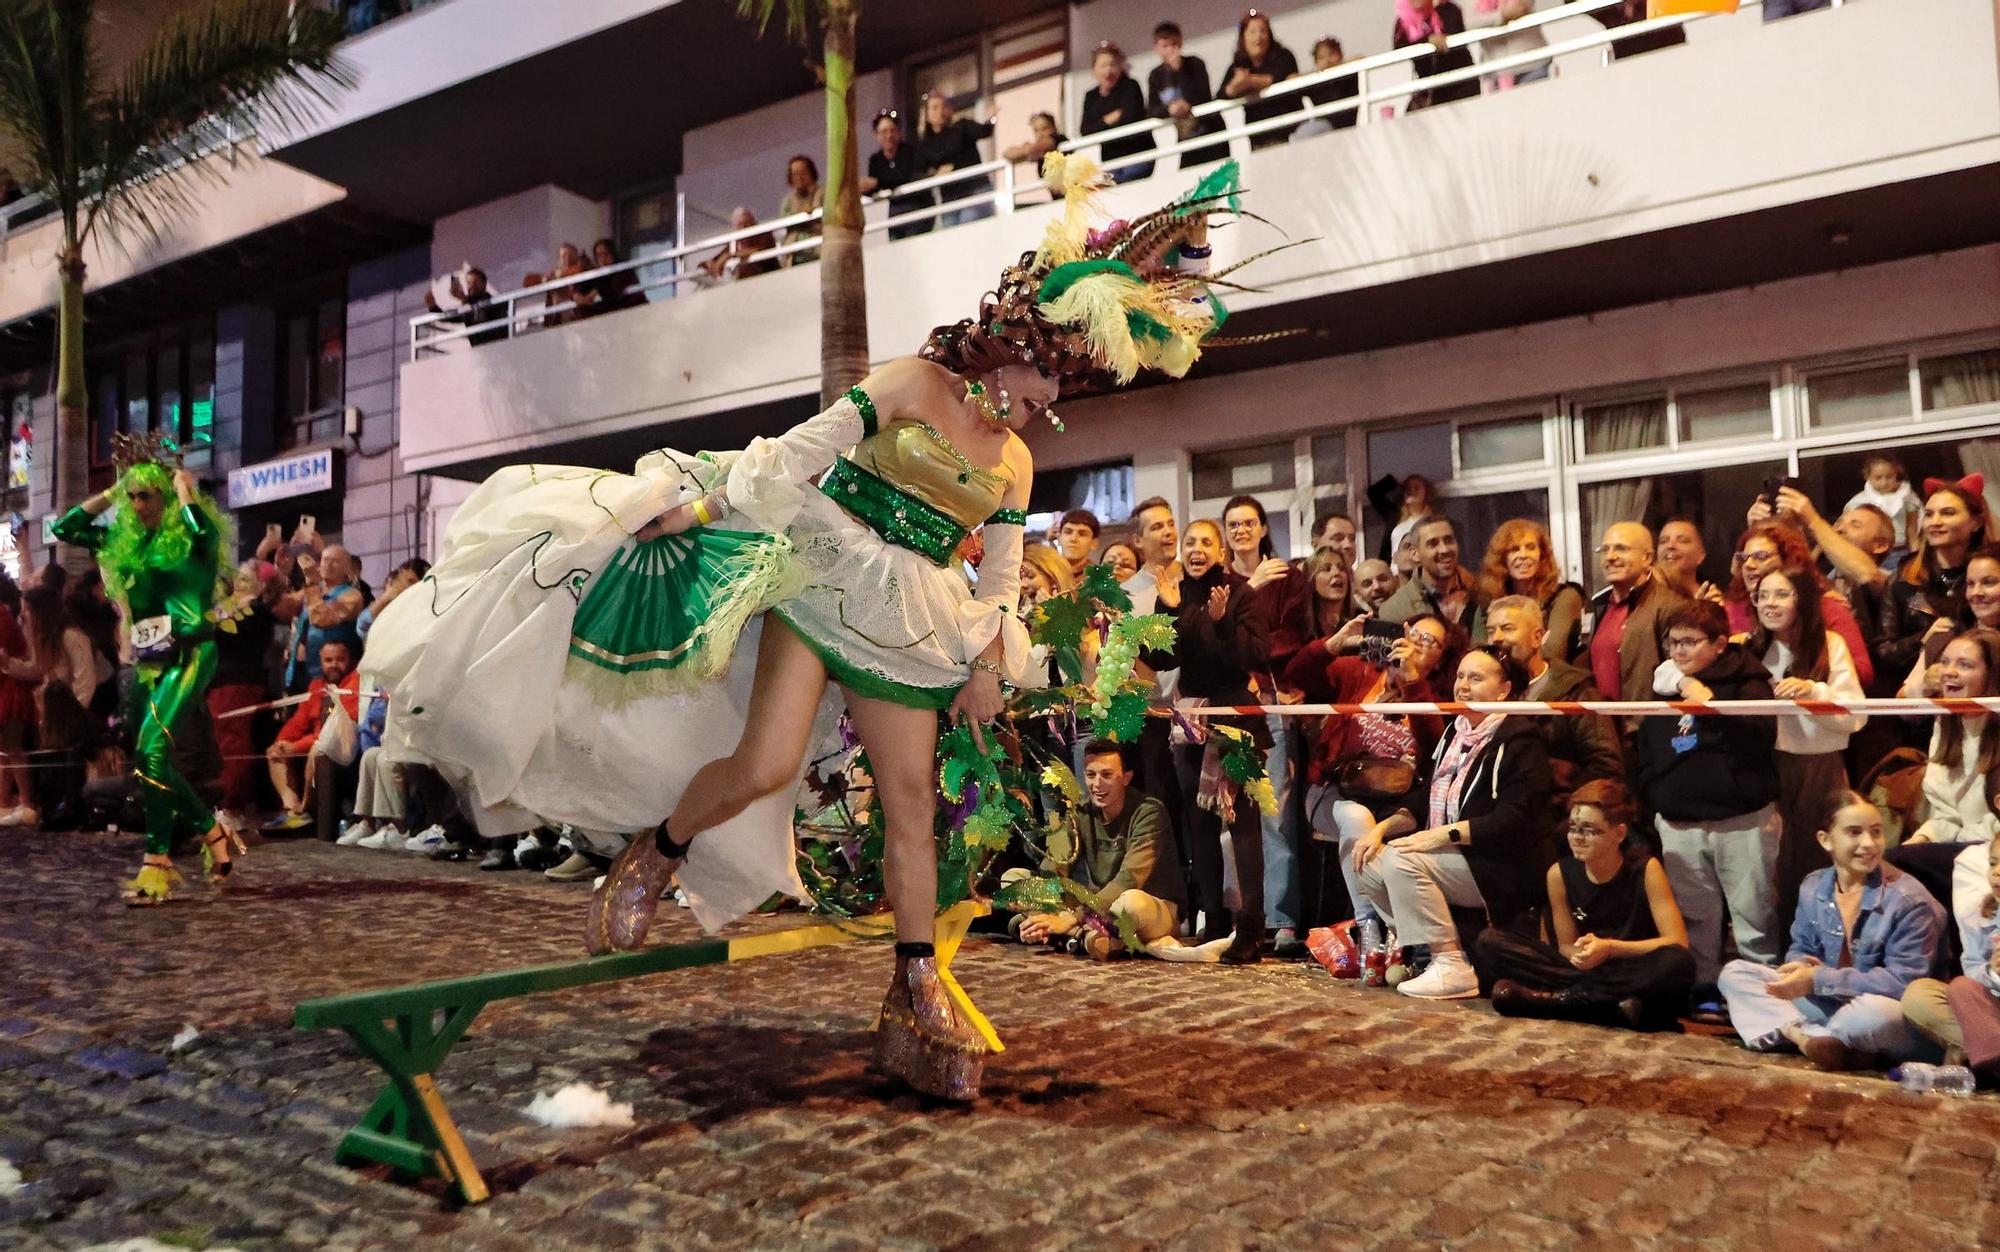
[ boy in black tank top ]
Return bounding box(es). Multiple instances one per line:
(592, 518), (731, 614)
(1473, 780), (1696, 1028)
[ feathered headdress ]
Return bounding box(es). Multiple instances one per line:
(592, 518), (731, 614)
(921, 153), (1296, 396)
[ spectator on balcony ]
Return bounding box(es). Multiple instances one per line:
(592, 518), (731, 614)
(1471, 518), (1583, 663)
(574, 239), (642, 318)
(1589, 0), (1687, 61)
(1355, 558), (1401, 614)
(915, 93), (997, 229)
(1221, 10), (1302, 151)
(1656, 517), (1723, 604)
(1313, 512), (1359, 566)
(777, 155), (825, 268)
(424, 267), (505, 348)
(1079, 43), (1155, 184)
(1764, 0), (1831, 21)
(1054, 509), (1101, 581)
(1147, 21), (1226, 169)
(1295, 38), (1360, 137)
(862, 108), (935, 241)
(1584, 522), (1686, 706)
(1394, 0), (1478, 111)
(543, 242), (589, 327)
(1000, 112), (1068, 169)
(1473, 0), (1551, 92)
(696, 207), (778, 286)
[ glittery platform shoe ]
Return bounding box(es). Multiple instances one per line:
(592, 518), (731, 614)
(584, 821), (686, 956)
(874, 945), (988, 1101)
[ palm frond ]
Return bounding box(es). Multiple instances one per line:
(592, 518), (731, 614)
(85, 0), (351, 245)
(0, 0), (95, 217)
(736, 0), (816, 49)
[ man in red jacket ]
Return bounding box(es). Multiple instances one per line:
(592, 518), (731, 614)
(263, 640), (361, 831)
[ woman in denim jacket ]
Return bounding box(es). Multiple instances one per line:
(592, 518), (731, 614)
(1719, 793), (1944, 1071)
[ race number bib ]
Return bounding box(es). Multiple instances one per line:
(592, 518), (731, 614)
(131, 615), (176, 662)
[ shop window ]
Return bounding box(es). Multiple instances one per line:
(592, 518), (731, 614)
(1806, 360), (1910, 429)
(278, 286), (347, 447)
(1676, 381), (1770, 444)
(1919, 347), (2000, 412)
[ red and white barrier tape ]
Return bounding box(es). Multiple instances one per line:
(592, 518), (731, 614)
(213, 688), (390, 719)
(1172, 696), (2000, 719)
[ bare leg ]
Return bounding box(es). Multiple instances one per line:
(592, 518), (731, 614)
(841, 691), (943, 946)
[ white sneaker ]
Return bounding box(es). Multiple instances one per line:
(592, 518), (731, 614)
(406, 826), (450, 856)
(378, 826), (411, 852)
(0, 806), (26, 827)
(336, 819), (375, 847)
(355, 829), (391, 850)
(1396, 951), (1481, 1000)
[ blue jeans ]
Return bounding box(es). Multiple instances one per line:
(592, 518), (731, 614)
(1261, 715), (1300, 931)
(1720, 960), (1933, 1060)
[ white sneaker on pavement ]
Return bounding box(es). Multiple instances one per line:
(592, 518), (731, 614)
(405, 824), (449, 855)
(355, 829), (391, 850)
(1396, 951), (1481, 1000)
(336, 820), (375, 847)
(378, 825), (412, 852)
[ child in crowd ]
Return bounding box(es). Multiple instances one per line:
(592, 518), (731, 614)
(1902, 838), (2000, 1081)
(1844, 453), (1920, 564)
(1636, 601), (1781, 987)
(1475, 779), (1694, 1028)
(1719, 794), (1942, 1071)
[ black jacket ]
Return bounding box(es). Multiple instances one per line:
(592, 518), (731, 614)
(1394, 1), (1478, 107)
(1401, 715), (1555, 930)
(1079, 76), (1154, 164)
(1633, 645), (1779, 822)
(1155, 567), (1272, 748)
(1530, 658), (1624, 803)
(1877, 561), (1967, 681)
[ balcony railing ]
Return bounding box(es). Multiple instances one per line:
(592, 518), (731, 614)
(406, 0), (1838, 358)
(0, 112), (254, 244)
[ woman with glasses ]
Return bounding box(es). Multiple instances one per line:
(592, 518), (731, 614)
(1723, 521), (1875, 691)
(1476, 779), (1695, 1028)
(1350, 645), (1555, 999)
(1737, 567), (1866, 935)
(1286, 611), (1452, 984)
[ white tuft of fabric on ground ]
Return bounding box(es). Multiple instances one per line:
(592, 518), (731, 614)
(0, 1158), (22, 1195)
(78, 1241), (244, 1252)
(524, 1083), (635, 1129)
(169, 1024), (200, 1052)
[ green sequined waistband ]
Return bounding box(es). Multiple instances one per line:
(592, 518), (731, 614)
(820, 457), (966, 567)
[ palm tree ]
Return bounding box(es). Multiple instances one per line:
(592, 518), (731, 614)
(0, 0), (350, 556)
(739, 0), (867, 408)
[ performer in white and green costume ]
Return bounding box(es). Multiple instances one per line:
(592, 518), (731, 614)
(362, 155), (1270, 1100)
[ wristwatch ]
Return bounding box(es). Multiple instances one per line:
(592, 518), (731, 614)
(1447, 824), (1464, 845)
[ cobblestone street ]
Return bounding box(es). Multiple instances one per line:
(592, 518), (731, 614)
(4, 829), (2000, 1251)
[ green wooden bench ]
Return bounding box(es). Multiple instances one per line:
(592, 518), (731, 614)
(293, 902), (993, 1204)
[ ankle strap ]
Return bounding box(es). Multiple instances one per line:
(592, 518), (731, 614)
(894, 941), (936, 960)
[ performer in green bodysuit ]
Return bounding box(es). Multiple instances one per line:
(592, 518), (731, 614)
(53, 437), (241, 905)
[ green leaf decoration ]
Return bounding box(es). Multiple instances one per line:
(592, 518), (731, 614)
(1122, 613), (1177, 652)
(1104, 690), (1150, 743)
(963, 796), (1013, 852)
(1114, 909), (1147, 956)
(1079, 563), (1133, 613)
(1032, 592), (1092, 656)
(992, 874), (1067, 914)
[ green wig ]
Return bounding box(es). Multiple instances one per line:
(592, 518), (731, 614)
(96, 461), (234, 605)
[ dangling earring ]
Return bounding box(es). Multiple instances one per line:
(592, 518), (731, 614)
(1046, 409), (1065, 433)
(964, 375), (1011, 431)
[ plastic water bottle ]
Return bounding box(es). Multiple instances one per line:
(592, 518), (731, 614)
(1891, 1063), (1977, 1097)
(1357, 917), (1384, 957)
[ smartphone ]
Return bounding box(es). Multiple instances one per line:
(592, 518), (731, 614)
(299, 514), (317, 536)
(1360, 619), (1402, 667)
(1761, 476), (1802, 504)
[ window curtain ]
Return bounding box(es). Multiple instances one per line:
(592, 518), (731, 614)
(1929, 350), (2000, 410)
(1582, 399), (1667, 456)
(1073, 465), (1134, 524)
(1959, 437), (2000, 526)
(1584, 477), (1654, 537)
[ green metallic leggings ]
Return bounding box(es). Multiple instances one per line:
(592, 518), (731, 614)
(134, 641), (218, 857)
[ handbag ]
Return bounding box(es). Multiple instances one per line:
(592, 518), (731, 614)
(1336, 756), (1415, 800)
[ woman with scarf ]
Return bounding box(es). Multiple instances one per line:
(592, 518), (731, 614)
(1350, 645), (1553, 999)
(52, 440), (241, 904)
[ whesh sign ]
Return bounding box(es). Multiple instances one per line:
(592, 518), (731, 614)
(229, 448), (335, 509)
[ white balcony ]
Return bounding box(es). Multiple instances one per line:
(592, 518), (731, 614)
(397, 0), (2000, 476)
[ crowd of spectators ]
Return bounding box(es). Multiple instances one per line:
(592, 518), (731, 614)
(1011, 453), (2000, 1087)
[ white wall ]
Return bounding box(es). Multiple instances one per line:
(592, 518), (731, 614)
(430, 183), (611, 294)
(397, 0), (2000, 472)
(676, 69), (896, 235)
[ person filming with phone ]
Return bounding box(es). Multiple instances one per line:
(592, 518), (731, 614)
(285, 535), (365, 692)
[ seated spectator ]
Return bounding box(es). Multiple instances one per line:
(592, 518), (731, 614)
(1305, 549), (1362, 634)
(1639, 601), (1781, 987)
(574, 238), (642, 317)
(1000, 111), (1068, 169)
(1846, 453), (1921, 564)
(1737, 568), (1866, 932)
(1720, 794), (1941, 1071)
(1313, 512), (1359, 565)
(1352, 646), (1553, 999)
(1288, 612), (1451, 983)
(1015, 742), (1189, 959)
(1221, 10), (1301, 150)
(1723, 521), (1875, 690)
(1877, 478), (1990, 690)
(1589, 0), (1687, 60)
(1054, 508), (1101, 582)
(1478, 779), (1694, 1027)
(915, 93), (997, 229)
(1295, 37), (1359, 137)
(1147, 21), (1226, 169)
(1887, 629), (2000, 902)
(861, 108), (935, 241)
(1473, 0), (1551, 91)
(777, 154), (824, 266)
(339, 688), (405, 850)
(1355, 558), (1401, 613)
(358, 558), (430, 639)
(1079, 43), (1154, 183)
(208, 560), (283, 830)
(1898, 547), (2000, 696)
(1656, 517), (1724, 604)
(1158, 518), (1272, 963)
(263, 640), (362, 832)
(1394, 0), (1479, 110)
(1100, 541), (1141, 584)
(1471, 518), (1584, 662)
(696, 207), (778, 285)
(423, 267), (505, 347)
(1483, 595), (1622, 814)
(1380, 514), (1481, 640)
(1903, 838), (2000, 1080)
(1584, 521), (1687, 709)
